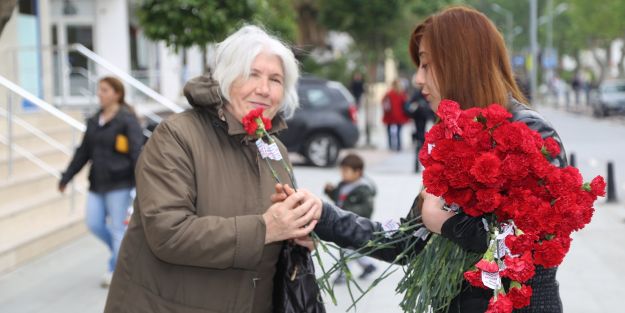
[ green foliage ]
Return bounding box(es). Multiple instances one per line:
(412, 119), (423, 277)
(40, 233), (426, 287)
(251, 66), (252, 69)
(300, 55), (351, 85)
(136, 0), (297, 51)
(254, 0), (298, 44)
(317, 0), (409, 71)
(136, 0), (256, 52)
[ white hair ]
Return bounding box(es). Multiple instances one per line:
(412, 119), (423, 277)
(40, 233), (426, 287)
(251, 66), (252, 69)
(212, 25), (300, 118)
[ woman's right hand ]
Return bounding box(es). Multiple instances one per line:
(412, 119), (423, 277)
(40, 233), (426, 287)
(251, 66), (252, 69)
(263, 190), (320, 244)
(58, 183), (66, 193)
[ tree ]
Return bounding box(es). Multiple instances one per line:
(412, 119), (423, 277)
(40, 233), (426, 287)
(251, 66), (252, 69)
(254, 0), (298, 44)
(136, 0), (255, 72)
(317, 0), (410, 82)
(0, 0), (17, 36)
(136, 0), (298, 73)
(565, 0), (625, 80)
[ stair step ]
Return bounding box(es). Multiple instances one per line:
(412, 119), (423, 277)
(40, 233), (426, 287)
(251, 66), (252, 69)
(0, 192), (85, 240)
(0, 212), (86, 274)
(0, 171), (87, 206)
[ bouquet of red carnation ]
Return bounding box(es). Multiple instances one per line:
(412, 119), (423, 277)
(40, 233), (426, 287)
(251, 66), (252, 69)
(416, 99), (605, 312)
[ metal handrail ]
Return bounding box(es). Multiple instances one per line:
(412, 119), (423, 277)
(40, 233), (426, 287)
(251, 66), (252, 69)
(0, 135), (88, 201)
(0, 135), (62, 179)
(0, 107), (73, 156)
(0, 74), (86, 132)
(71, 44), (184, 114)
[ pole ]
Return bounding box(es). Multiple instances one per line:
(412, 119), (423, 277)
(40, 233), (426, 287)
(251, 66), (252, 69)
(530, 0), (538, 103)
(607, 162), (617, 203)
(6, 93), (13, 177)
(569, 152), (576, 168)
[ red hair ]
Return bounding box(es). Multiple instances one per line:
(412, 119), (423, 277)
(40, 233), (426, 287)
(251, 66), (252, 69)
(409, 6), (526, 109)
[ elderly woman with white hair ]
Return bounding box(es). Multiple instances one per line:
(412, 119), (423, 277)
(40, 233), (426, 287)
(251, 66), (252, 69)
(104, 25), (320, 313)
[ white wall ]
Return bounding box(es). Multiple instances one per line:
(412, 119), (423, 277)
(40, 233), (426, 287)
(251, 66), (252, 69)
(158, 42), (181, 101)
(94, 0), (129, 75)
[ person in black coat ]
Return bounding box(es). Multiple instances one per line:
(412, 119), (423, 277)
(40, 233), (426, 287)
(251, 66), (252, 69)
(404, 85), (434, 172)
(59, 76), (144, 287)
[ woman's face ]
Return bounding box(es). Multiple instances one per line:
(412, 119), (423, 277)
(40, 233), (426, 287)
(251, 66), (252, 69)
(227, 52), (285, 122)
(98, 81), (120, 109)
(414, 41), (442, 111)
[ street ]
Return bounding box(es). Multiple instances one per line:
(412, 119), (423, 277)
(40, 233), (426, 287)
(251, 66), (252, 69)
(1, 105), (624, 313)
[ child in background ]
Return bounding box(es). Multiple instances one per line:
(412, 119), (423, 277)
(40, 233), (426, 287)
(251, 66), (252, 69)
(324, 153), (377, 283)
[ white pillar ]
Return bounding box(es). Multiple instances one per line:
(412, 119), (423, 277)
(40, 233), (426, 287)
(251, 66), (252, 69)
(94, 0), (130, 75)
(158, 42), (182, 102)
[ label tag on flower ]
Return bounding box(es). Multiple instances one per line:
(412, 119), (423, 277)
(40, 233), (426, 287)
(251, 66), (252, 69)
(267, 142), (283, 161)
(382, 219), (400, 238)
(481, 270), (502, 289)
(427, 143), (435, 154)
(497, 223), (514, 240)
(413, 227), (431, 240)
(495, 239), (510, 258)
(255, 139), (271, 159)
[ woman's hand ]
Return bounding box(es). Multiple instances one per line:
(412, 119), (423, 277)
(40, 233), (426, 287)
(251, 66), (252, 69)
(420, 189), (455, 234)
(271, 184), (322, 221)
(263, 190), (320, 244)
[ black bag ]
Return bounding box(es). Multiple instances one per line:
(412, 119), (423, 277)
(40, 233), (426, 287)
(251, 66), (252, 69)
(273, 242), (326, 313)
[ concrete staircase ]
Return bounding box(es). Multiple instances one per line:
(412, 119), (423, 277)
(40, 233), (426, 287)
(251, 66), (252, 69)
(0, 109), (89, 274)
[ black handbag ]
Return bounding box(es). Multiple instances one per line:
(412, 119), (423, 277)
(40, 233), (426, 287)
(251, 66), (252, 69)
(273, 242), (326, 313)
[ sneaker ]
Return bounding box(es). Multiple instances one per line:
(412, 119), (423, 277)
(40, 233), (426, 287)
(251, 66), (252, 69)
(100, 272), (113, 288)
(358, 264), (377, 279)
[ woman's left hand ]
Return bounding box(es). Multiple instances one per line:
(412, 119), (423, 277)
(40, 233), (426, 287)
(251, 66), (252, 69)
(420, 189), (455, 234)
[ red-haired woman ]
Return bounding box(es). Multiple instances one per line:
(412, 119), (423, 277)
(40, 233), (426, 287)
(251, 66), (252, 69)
(275, 5), (568, 313)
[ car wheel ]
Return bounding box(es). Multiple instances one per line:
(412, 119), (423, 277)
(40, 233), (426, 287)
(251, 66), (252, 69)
(304, 133), (340, 167)
(593, 106), (607, 117)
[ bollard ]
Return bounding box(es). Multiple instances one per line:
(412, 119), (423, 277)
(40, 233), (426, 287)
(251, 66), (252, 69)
(569, 152), (576, 168)
(607, 162), (617, 203)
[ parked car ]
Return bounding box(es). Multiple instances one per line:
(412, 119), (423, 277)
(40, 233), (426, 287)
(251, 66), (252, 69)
(277, 76), (359, 167)
(592, 79), (625, 117)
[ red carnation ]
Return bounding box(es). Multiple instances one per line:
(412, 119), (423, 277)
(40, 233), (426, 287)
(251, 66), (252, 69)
(422, 163), (448, 196)
(501, 153), (529, 181)
(508, 283), (533, 309)
(464, 268), (488, 289)
(444, 188), (475, 208)
(483, 104), (512, 128)
(470, 152), (502, 185)
(241, 108), (272, 136)
(476, 259), (499, 273)
(486, 293), (513, 313)
(502, 252), (535, 283)
(473, 189), (503, 215)
(589, 176), (606, 197)
(543, 137), (561, 158)
(533, 236), (571, 268)
(436, 99), (463, 139)
(506, 233), (538, 256)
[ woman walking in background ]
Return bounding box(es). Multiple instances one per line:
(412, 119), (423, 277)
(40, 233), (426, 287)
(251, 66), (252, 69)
(59, 76), (144, 287)
(382, 79), (409, 151)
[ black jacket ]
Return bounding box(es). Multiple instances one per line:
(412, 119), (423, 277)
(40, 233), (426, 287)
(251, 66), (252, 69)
(315, 99), (566, 313)
(60, 106), (144, 193)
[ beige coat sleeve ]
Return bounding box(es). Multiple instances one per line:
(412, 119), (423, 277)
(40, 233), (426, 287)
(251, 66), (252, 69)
(135, 119), (266, 270)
